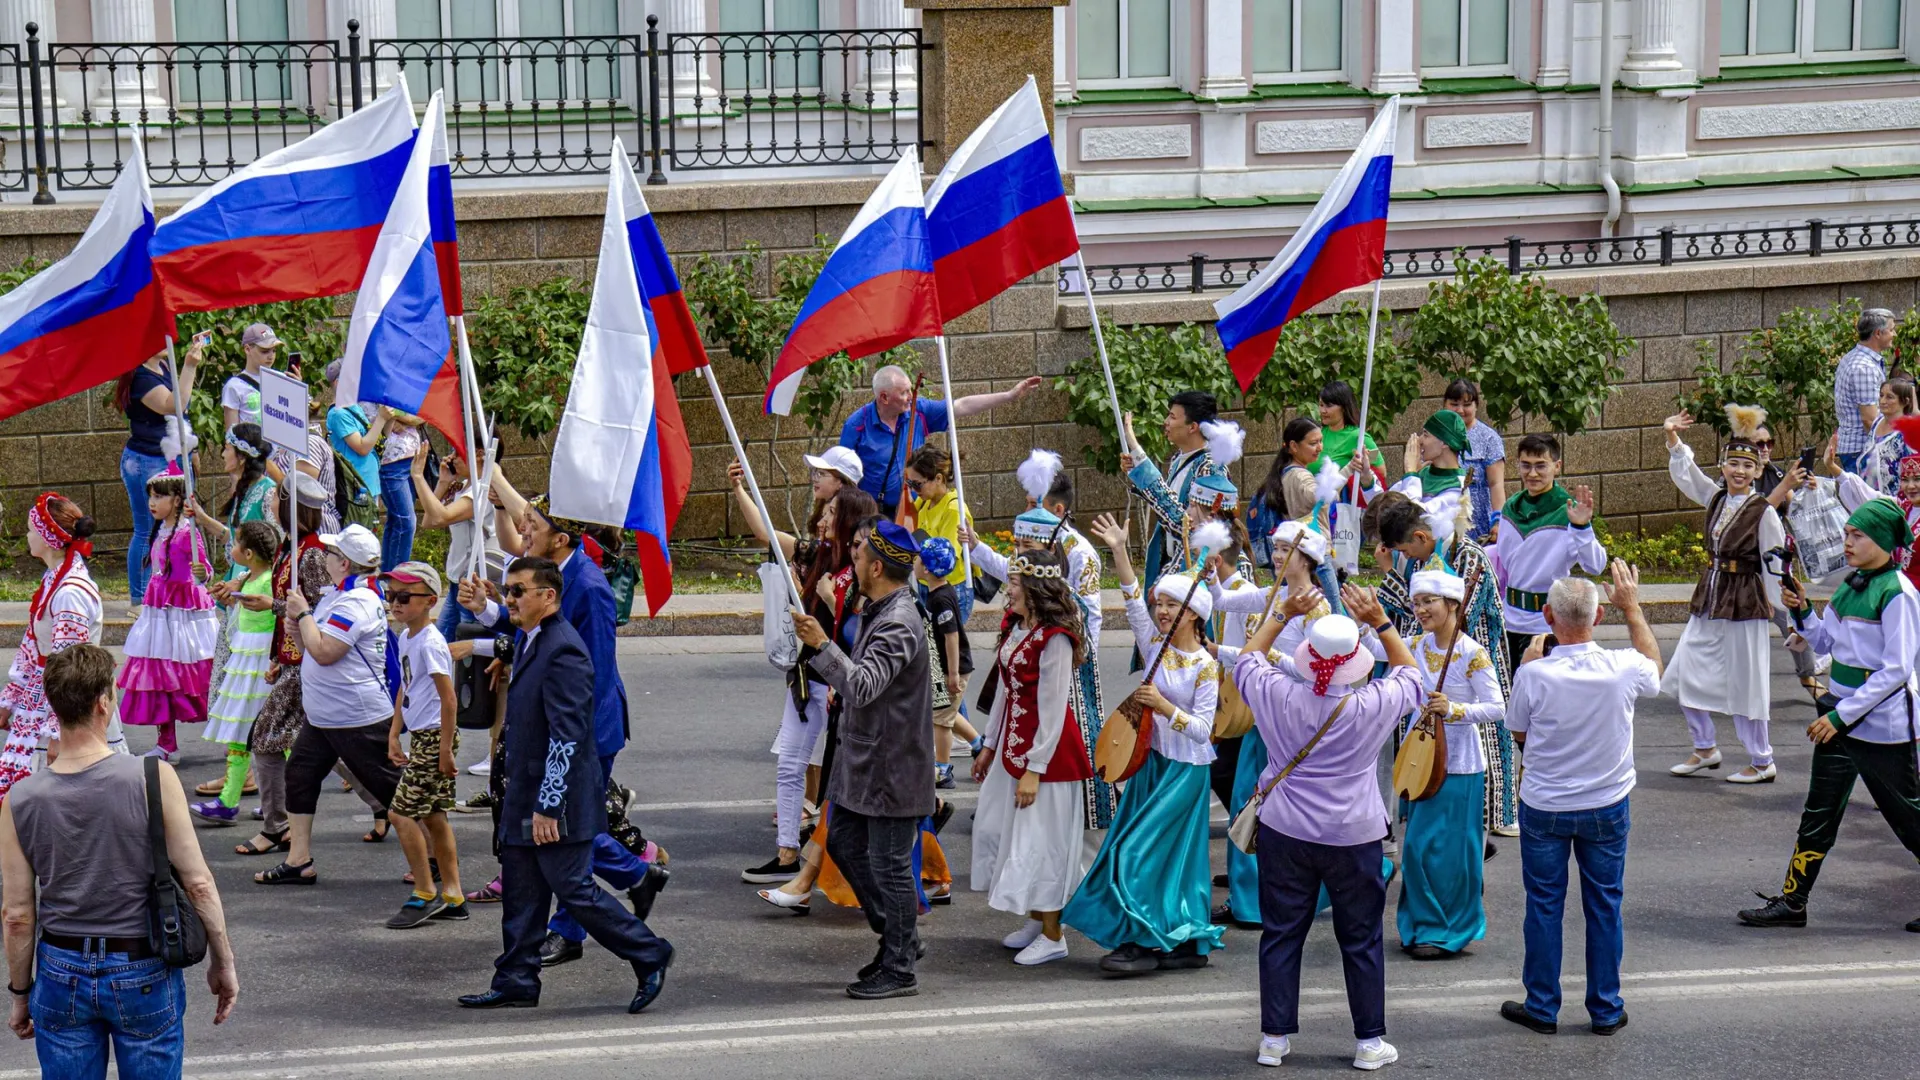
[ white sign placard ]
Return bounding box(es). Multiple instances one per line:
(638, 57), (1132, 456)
(258, 368), (309, 453)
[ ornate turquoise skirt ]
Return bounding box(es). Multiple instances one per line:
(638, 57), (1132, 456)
(1395, 770), (1487, 953)
(1077, 652), (1115, 830)
(1063, 750), (1224, 953)
(1226, 728), (1268, 924)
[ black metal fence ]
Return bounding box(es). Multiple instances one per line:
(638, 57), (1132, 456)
(10, 16), (925, 201)
(1065, 218), (1920, 296)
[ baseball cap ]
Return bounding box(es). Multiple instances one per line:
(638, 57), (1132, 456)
(286, 471), (328, 508)
(318, 524), (380, 567)
(323, 358), (343, 383)
(803, 445), (865, 485)
(241, 323), (282, 348)
(381, 560), (443, 596)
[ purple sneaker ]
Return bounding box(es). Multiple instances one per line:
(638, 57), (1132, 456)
(191, 800), (239, 826)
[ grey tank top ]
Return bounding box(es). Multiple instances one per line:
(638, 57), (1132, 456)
(10, 753), (153, 937)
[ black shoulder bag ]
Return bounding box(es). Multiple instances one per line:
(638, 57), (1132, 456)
(144, 756), (209, 968)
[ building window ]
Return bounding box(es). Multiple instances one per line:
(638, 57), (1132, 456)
(1722, 0), (1904, 60)
(1419, 0), (1509, 71)
(1251, 0), (1343, 78)
(1077, 0), (1174, 84)
(717, 0), (823, 93)
(392, 0), (622, 103)
(173, 0), (292, 103)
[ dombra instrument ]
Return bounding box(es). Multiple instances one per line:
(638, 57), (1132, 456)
(1391, 564), (1482, 803)
(1211, 537), (1307, 742)
(1094, 573), (1210, 784)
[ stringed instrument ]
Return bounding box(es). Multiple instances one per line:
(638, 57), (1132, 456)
(1391, 564), (1483, 803)
(1094, 573), (1209, 784)
(1211, 537), (1306, 742)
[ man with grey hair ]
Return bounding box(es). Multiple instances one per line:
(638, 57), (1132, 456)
(1835, 307), (1897, 475)
(840, 363), (1043, 509)
(1499, 561), (1662, 1039)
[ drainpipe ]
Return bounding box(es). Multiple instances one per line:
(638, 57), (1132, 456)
(1598, 0), (1621, 237)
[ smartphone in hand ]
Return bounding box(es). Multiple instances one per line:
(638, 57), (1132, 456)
(192, 330), (212, 349)
(1798, 446), (1817, 475)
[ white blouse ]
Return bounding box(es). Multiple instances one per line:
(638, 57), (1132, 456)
(1668, 442), (1786, 614)
(1209, 573), (1265, 649)
(1121, 581), (1218, 765)
(971, 527), (1105, 646)
(981, 626), (1077, 775)
(1410, 631), (1505, 775)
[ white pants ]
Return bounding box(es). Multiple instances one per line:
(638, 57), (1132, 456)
(1682, 706), (1774, 768)
(771, 681), (828, 850)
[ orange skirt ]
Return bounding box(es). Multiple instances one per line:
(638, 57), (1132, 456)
(813, 802), (952, 912)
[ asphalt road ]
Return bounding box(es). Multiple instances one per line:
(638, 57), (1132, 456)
(3, 630), (1919, 1080)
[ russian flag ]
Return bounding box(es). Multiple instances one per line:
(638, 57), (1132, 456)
(1214, 98), (1398, 391)
(0, 135), (171, 422)
(150, 83), (416, 312)
(548, 138), (695, 616)
(925, 75), (1079, 321)
(426, 101), (463, 316)
(332, 92), (465, 451)
(765, 148), (941, 415)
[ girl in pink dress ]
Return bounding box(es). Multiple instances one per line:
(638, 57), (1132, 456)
(116, 464), (219, 759)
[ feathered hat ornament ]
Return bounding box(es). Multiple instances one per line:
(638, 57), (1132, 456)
(1191, 519), (1233, 563)
(1724, 403), (1767, 463)
(160, 415), (198, 462)
(1017, 448), (1064, 506)
(1200, 420), (1245, 469)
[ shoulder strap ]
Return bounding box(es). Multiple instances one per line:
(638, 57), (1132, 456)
(144, 756), (176, 892)
(235, 371), (261, 391)
(1251, 694), (1352, 804)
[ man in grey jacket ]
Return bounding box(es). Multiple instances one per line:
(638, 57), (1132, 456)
(793, 519), (934, 1000)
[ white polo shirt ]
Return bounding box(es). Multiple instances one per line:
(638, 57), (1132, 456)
(1505, 640), (1661, 813)
(300, 578), (393, 729)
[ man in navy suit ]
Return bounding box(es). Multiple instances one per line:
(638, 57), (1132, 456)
(457, 557), (673, 1013)
(456, 495), (665, 967)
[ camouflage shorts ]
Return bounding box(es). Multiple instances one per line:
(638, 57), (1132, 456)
(391, 727), (458, 819)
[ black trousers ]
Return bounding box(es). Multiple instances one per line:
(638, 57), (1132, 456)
(285, 722), (402, 816)
(826, 806), (920, 980)
(492, 840), (672, 998)
(1210, 736), (1243, 818)
(1257, 824), (1386, 1040)
(1781, 735), (1920, 902)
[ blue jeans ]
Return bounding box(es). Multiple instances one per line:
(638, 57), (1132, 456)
(1519, 796), (1630, 1027)
(1838, 450), (1869, 475)
(379, 459), (416, 572)
(1312, 562), (1345, 617)
(436, 594), (477, 640)
(30, 941), (186, 1080)
(121, 447), (168, 605)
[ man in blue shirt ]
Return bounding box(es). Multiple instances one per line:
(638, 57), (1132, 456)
(840, 364), (1042, 509)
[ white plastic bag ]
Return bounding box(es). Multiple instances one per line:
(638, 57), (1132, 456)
(1787, 479), (1849, 583)
(1330, 501), (1362, 576)
(759, 562), (801, 670)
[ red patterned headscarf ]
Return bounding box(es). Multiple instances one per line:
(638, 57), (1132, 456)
(1306, 642), (1360, 696)
(27, 492), (90, 631)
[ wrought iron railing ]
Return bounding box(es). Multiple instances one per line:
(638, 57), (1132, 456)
(9, 17), (925, 200)
(1063, 219), (1920, 296)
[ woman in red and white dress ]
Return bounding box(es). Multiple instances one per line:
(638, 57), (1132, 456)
(972, 546), (1092, 966)
(0, 493), (126, 799)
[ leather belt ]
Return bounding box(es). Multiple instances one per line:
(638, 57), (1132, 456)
(40, 932), (155, 959)
(1712, 558), (1759, 575)
(1504, 587), (1547, 613)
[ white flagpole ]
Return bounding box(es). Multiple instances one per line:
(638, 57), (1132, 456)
(1064, 204), (1127, 453)
(932, 334), (975, 586)
(162, 336), (196, 493)
(1350, 276), (1384, 505)
(452, 314), (486, 579)
(701, 366), (803, 612)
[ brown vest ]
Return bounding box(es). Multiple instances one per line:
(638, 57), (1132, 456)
(1688, 490), (1772, 622)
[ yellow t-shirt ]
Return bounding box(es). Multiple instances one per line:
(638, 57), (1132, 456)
(912, 489), (974, 585)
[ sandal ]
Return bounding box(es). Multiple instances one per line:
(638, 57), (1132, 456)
(255, 859), (316, 885)
(235, 830), (290, 856)
(197, 774), (258, 797)
(363, 809), (390, 843)
(466, 877), (504, 904)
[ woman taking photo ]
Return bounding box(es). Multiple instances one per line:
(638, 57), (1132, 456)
(112, 341), (203, 613)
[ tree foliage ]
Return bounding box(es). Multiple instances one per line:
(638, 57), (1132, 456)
(1055, 320), (1238, 473)
(1404, 256), (1632, 436)
(1682, 296), (1858, 447)
(464, 277), (594, 441)
(1242, 298), (1420, 432)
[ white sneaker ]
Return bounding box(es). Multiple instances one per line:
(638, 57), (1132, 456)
(1726, 763), (1777, 784)
(1002, 918), (1045, 950)
(467, 759), (491, 777)
(1353, 1039), (1398, 1070)
(1013, 936), (1068, 966)
(1490, 823), (1519, 838)
(1257, 1035), (1290, 1067)
(1669, 749), (1723, 776)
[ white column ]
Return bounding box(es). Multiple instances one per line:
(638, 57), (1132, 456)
(1619, 0), (1692, 86)
(854, 0), (919, 108)
(1371, 0), (1420, 93)
(1053, 6), (1071, 102)
(1536, 0), (1573, 86)
(1198, 0), (1248, 99)
(0, 3), (58, 114)
(88, 0), (164, 112)
(665, 0), (719, 116)
(330, 0), (399, 97)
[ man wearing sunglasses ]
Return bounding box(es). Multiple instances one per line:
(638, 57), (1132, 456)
(458, 558), (673, 1014)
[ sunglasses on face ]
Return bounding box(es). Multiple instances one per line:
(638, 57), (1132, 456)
(1752, 439), (1774, 449)
(905, 477), (927, 491)
(386, 591), (432, 604)
(503, 583), (554, 599)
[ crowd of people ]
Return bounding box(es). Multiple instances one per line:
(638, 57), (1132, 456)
(4, 310), (1920, 1074)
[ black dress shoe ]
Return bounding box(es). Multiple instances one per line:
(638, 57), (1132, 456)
(457, 989), (538, 1009)
(1737, 893), (1807, 928)
(1591, 1012), (1629, 1036)
(1211, 873), (1229, 888)
(1099, 942), (1159, 975)
(930, 800), (955, 835)
(539, 931), (584, 967)
(1209, 904), (1260, 931)
(1156, 940), (1209, 970)
(628, 864), (671, 922)
(1484, 839), (1498, 862)
(1907, 915), (1920, 933)
(630, 947), (674, 1014)
(1500, 1000), (1557, 1034)
(1404, 944), (1454, 960)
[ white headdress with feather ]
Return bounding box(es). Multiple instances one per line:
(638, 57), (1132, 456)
(1200, 420), (1245, 469)
(160, 415), (198, 462)
(1017, 448), (1063, 506)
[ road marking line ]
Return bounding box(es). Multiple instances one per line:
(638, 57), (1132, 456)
(353, 792), (982, 821)
(162, 972), (1920, 1078)
(26, 957), (1907, 1080)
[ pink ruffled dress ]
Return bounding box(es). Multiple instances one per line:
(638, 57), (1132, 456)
(117, 520), (218, 730)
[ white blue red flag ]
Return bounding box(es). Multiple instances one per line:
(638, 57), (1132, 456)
(765, 148), (941, 415)
(0, 136), (170, 421)
(331, 91), (466, 449)
(1214, 98), (1398, 391)
(548, 138), (696, 616)
(925, 75), (1078, 320)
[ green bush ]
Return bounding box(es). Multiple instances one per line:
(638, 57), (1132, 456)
(464, 276), (592, 441)
(1055, 320), (1238, 473)
(1243, 298), (1420, 431)
(1683, 297), (1858, 449)
(1594, 518), (1707, 577)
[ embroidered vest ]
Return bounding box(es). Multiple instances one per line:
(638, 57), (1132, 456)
(1688, 490), (1772, 622)
(995, 623), (1093, 782)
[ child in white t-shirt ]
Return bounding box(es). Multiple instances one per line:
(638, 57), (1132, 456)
(381, 561), (463, 929)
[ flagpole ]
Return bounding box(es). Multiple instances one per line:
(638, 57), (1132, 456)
(931, 334), (975, 587)
(1064, 203), (1126, 453)
(452, 314), (486, 580)
(1350, 276), (1383, 507)
(703, 366), (803, 612)
(162, 336), (196, 494)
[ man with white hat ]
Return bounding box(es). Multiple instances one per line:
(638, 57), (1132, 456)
(1232, 581), (1423, 1071)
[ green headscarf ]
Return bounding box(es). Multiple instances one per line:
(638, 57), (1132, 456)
(1847, 497), (1913, 556)
(1423, 409), (1470, 454)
